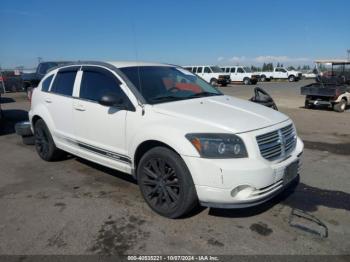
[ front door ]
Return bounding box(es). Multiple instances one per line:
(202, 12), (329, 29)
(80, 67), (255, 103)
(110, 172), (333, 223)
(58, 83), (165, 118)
(73, 66), (131, 172)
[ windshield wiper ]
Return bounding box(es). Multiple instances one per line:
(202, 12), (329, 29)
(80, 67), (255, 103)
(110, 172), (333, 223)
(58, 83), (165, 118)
(188, 92), (221, 98)
(150, 95), (187, 103)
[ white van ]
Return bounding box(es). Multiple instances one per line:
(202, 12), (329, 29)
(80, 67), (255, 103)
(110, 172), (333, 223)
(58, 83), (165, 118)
(183, 65), (231, 86)
(221, 66), (260, 85)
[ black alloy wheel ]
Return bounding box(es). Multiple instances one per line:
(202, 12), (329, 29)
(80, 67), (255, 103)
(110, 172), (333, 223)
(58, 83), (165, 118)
(137, 147), (198, 218)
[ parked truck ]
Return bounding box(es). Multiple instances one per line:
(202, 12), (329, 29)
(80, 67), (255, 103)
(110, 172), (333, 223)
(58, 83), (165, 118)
(301, 60), (350, 112)
(22, 61), (70, 98)
(259, 67), (302, 82)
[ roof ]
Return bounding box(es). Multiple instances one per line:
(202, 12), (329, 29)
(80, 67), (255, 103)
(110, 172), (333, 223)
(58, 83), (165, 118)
(314, 59), (350, 65)
(107, 61), (172, 68)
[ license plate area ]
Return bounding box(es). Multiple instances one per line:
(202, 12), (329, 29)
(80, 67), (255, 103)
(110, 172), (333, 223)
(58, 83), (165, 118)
(283, 161), (298, 185)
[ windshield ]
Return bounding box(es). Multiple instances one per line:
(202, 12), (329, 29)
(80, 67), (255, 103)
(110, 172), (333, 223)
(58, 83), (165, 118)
(210, 66), (224, 73)
(243, 67), (251, 73)
(120, 66), (223, 104)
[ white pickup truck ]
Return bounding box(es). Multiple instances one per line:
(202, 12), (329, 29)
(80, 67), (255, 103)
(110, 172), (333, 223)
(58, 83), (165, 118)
(221, 66), (260, 85)
(259, 67), (302, 82)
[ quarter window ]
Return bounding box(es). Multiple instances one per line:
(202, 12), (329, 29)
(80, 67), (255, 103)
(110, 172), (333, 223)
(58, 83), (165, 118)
(41, 75), (54, 92)
(51, 71), (77, 96)
(80, 69), (125, 102)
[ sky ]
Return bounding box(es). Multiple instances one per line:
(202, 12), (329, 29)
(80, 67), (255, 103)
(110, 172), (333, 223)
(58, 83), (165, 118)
(0, 0), (349, 68)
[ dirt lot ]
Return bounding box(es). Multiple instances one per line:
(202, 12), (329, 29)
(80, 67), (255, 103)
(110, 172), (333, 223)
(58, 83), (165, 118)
(0, 80), (349, 255)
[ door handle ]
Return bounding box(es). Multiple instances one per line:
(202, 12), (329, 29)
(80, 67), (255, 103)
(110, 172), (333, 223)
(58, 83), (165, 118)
(45, 98), (52, 103)
(73, 104), (86, 111)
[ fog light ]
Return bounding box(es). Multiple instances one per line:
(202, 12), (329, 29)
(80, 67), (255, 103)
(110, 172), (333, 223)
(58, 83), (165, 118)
(231, 185), (256, 199)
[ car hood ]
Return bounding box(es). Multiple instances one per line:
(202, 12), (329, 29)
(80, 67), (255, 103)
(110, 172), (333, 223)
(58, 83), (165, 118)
(152, 95), (289, 133)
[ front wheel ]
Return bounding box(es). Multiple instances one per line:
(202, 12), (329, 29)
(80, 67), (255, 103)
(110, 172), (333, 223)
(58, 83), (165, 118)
(288, 75), (295, 82)
(137, 147), (198, 218)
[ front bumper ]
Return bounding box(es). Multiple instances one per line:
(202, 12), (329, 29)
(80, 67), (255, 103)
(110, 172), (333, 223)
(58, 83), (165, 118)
(182, 137), (303, 208)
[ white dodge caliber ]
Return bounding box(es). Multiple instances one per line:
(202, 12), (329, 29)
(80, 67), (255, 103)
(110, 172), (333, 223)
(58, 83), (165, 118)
(29, 61), (303, 218)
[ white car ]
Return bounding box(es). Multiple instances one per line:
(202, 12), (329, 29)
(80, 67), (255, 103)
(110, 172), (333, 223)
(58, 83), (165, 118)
(27, 61), (303, 218)
(221, 66), (260, 85)
(183, 65), (231, 86)
(260, 67), (302, 82)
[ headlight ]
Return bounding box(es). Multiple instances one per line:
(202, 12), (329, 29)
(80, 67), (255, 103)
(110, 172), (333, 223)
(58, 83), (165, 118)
(185, 133), (248, 158)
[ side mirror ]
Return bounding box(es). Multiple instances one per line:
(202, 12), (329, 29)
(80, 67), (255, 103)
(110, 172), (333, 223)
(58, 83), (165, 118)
(99, 94), (126, 109)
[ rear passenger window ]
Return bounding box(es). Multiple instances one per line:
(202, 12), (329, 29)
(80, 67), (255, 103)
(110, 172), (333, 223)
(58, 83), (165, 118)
(230, 68), (236, 73)
(41, 75), (54, 92)
(225, 68), (230, 73)
(197, 67), (202, 73)
(51, 71), (77, 96)
(80, 69), (125, 102)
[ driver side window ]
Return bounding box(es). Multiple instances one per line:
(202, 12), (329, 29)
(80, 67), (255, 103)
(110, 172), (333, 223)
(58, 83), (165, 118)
(204, 67), (211, 73)
(80, 67), (126, 102)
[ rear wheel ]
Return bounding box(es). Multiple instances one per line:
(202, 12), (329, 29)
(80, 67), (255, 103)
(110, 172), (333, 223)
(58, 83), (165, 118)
(243, 78), (250, 85)
(210, 78), (218, 86)
(137, 147), (198, 218)
(333, 99), (347, 112)
(34, 119), (65, 161)
(304, 99), (314, 109)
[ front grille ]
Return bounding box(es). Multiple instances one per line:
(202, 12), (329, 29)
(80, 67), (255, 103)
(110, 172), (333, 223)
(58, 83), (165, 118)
(256, 124), (297, 161)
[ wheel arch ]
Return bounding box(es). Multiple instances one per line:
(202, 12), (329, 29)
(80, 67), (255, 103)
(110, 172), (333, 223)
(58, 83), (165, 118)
(133, 140), (179, 173)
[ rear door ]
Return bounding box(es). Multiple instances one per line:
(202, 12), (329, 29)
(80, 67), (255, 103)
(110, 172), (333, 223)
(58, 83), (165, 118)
(230, 67), (238, 81)
(73, 66), (131, 172)
(46, 66), (80, 151)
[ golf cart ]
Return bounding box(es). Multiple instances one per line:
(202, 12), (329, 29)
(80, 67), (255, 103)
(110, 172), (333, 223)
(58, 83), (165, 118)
(301, 60), (350, 112)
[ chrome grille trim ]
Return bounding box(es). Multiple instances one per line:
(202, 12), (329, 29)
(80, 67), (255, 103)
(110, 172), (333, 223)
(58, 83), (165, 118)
(256, 124), (297, 161)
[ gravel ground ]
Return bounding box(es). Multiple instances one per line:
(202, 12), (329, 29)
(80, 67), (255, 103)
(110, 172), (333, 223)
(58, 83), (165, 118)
(0, 80), (349, 255)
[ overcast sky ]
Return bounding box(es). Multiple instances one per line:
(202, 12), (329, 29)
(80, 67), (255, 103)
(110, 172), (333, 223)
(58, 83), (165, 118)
(1, 0), (349, 68)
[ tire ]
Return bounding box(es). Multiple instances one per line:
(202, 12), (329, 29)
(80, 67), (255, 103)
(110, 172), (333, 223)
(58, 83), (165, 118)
(288, 75), (295, 82)
(333, 99), (347, 112)
(34, 119), (65, 161)
(137, 146), (198, 218)
(260, 75), (266, 82)
(22, 135), (35, 145)
(210, 78), (218, 86)
(304, 99), (314, 109)
(243, 78), (250, 85)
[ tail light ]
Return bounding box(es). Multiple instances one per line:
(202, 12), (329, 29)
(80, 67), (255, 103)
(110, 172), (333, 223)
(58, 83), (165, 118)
(28, 87), (34, 103)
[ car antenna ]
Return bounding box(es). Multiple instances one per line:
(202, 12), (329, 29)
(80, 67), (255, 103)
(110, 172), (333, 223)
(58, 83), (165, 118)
(131, 20), (145, 115)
